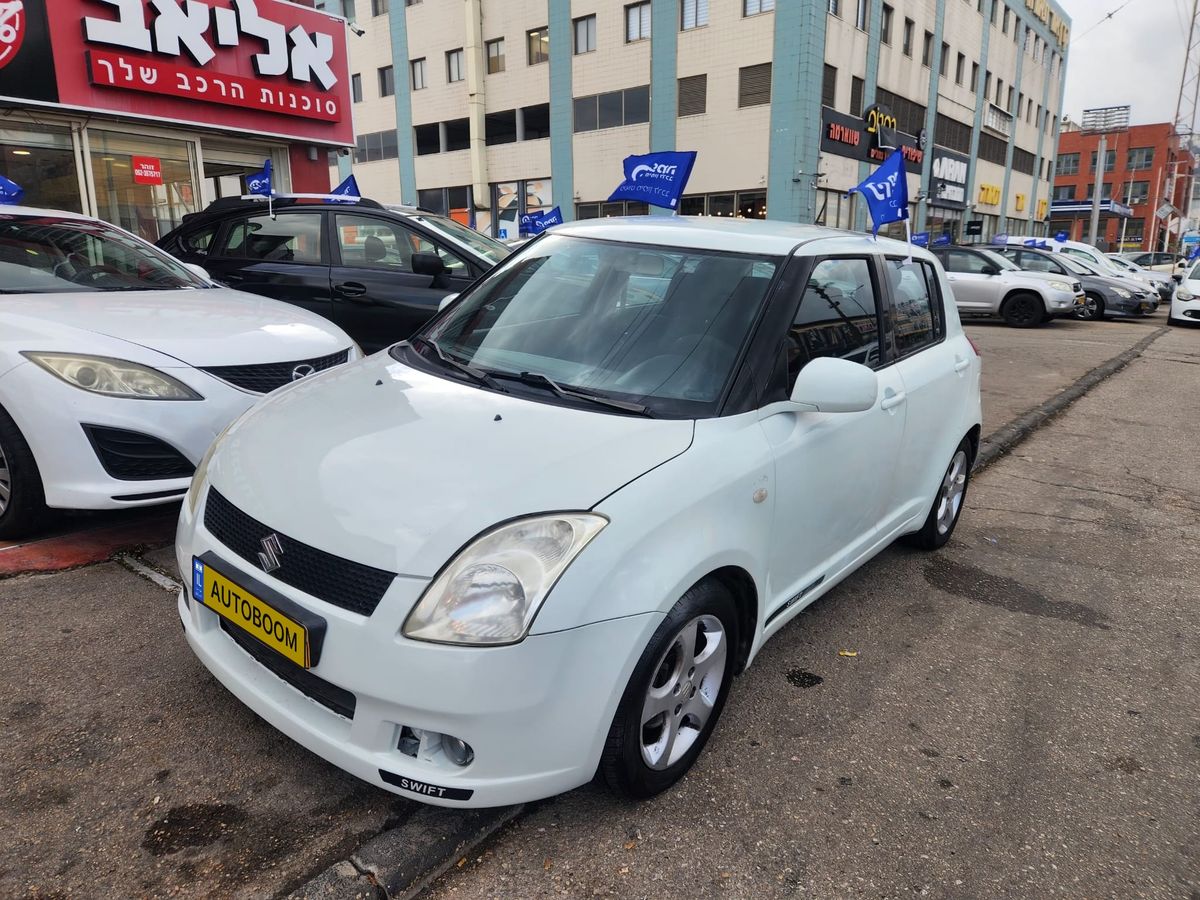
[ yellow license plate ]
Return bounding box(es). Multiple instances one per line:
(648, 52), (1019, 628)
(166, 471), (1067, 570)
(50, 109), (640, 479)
(197, 562), (310, 667)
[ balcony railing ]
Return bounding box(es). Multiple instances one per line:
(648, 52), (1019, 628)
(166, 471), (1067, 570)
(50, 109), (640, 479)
(983, 103), (1013, 138)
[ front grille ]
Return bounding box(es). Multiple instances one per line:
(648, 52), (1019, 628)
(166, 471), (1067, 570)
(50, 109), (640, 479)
(203, 489), (395, 617)
(201, 349), (350, 394)
(82, 425), (195, 481)
(219, 618), (356, 719)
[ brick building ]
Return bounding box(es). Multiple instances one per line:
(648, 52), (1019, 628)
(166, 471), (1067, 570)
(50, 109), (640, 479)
(1049, 121), (1190, 252)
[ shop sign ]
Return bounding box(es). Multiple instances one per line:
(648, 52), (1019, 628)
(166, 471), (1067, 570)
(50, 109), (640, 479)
(820, 108), (924, 167)
(978, 183), (1001, 206)
(965, 219), (983, 237)
(929, 147), (969, 210)
(1025, 0), (1070, 47)
(0, 0), (352, 146)
(132, 155), (163, 185)
(0, 1), (25, 71)
(1015, 194), (1026, 212)
(1036, 198), (1048, 219)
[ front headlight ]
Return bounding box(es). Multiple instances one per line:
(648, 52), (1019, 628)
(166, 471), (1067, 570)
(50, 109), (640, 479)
(21, 352), (201, 400)
(403, 513), (608, 646)
(1113, 288), (1131, 298)
(1178, 291), (1195, 301)
(1046, 280), (1072, 293)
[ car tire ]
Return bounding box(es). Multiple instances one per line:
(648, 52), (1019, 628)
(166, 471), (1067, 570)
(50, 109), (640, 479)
(902, 437), (973, 551)
(0, 404), (53, 540)
(600, 579), (738, 801)
(1001, 292), (1046, 328)
(1075, 293), (1105, 321)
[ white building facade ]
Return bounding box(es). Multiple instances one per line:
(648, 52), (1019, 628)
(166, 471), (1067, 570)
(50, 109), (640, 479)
(322, 0), (1069, 241)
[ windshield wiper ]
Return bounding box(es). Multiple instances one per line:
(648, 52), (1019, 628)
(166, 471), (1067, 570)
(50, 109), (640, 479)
(492, 370), (652, 416)
(409, 335), (507, 393)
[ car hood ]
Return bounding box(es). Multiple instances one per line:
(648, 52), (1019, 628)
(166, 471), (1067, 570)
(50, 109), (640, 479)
(206, 354), (695, 577)
(0, 287), (350, 367)
(1004, 270), (1078, 290)
(1087, 274), (1152, 295)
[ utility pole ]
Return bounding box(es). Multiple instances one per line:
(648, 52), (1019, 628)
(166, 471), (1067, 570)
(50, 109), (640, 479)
(1165, 0), (1200, 254)
(1082, 106), (1130, 249)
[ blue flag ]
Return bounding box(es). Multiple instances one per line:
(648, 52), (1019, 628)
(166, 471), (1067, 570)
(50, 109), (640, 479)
(991, 232), (1009, 246)
(246, 159), (273, 196)
(933, 233), (952, 246)
(520, 206), (563, 235)
(608, 151), (697, 211)
(911, 231), (930, 247)
(328, 174), (360, 202)
(1189, 244), (1200, 261)
(1036, 239), (1050, 250)
(1054, 230), (1068, 242)
(848, 150), (909, 238)
(0, 174), (23, 205)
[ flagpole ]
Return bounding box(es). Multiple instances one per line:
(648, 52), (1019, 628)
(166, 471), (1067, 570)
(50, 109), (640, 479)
(904, 217), (913, 264)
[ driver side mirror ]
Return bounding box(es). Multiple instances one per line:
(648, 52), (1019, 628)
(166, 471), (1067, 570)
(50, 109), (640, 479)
(1173, 273), (1184, 283)
(789, 356), (879, 413)
(981, 264), (999, 276)
(182, 262), (213, 283)
(412, 252), (449, 277)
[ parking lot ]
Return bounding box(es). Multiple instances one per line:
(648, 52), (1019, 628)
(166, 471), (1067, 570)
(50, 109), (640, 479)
(2, 315), (1196, 898)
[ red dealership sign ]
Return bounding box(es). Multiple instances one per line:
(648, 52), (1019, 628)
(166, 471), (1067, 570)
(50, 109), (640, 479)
(131, 155), (162, 184)
(0, 0), (352, 146)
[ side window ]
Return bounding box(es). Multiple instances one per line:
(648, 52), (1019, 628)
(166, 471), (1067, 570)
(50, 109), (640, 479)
(885, 258), (944, 356)
(944, 249), (990, 274)
(222, 213), (323, 263)
(1061, 248), (1094, 265)
(181, 223), (219, 255)
(335, 214), (468, 274)
(785, 257), (881, 389)
(1020, 253), (1055, 272)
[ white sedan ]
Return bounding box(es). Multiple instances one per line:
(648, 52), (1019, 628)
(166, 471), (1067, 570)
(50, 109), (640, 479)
(176, 217), (982, 808)
(0, 207), (357, 538)
(1169, 261), (1200, 325)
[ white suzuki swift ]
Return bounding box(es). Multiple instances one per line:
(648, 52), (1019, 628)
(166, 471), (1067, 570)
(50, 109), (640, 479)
(176, 218), (982, 807)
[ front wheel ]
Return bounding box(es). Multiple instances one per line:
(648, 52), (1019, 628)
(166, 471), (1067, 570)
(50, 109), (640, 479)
(903, 437), (973, 551)
(0, 405), (53, 540)
(1075, 293), (1105, 321)
(600, 580), (738, 800)
(1002, 293), (1046, 328)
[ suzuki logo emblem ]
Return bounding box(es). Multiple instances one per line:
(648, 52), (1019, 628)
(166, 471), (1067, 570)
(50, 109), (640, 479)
(291, 363), (316, 381)
(258, 533), (284, 573)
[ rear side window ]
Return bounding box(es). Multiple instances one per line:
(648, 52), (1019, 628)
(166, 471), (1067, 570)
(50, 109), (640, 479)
(1017, 252), (1056, 272)
(943, 249), (991, 274)
(221, 212), (324, 264)
(181, 223), (219, 255)
(785, 256), (882, 388)
(885, 258), (944, 356)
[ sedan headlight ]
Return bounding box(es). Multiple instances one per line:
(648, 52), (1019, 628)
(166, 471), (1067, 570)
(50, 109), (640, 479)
(1178, 291), (1195, 301)
(1046, 280), (1073, 293)
(403, 513), (608, 646)
(22, 352), (201, 400)
(1113, 288), (1131, 298)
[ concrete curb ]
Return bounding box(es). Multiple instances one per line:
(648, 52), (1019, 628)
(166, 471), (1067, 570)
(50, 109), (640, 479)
(974, 325), (1168, 473)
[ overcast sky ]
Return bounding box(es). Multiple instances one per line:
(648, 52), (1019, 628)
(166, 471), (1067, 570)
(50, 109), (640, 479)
(1056, 0), (1191, 126)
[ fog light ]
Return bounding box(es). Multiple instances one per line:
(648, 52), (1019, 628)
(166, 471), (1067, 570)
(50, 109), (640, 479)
(442, 735), (474, 767)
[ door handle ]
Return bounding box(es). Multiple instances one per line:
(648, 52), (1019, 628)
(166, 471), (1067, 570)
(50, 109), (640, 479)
(335, 282), (369, 300)
(954, 357), (970, 373)
(221, 272), (246, 283)
(880, 391), (907, 411)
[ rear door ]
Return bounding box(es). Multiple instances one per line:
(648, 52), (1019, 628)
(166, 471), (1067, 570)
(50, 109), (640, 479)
(329, 213), (479, 353)
(935, 248), (997, 313)
(201, 210), (333, 324)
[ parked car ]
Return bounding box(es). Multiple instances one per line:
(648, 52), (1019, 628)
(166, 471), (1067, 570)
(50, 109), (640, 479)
(1003, 236), (1128, 279)
(1122, 250), (1188, 275)
(1104, 253), (1176, 302)
(175, 218), (983, 808)
(997, 247), (1157, 321)
(932, 245), (1084, 326)
(158, 196), (511, 353)
(1169, 261), (1200, 325)
(0, 206), (358, 539)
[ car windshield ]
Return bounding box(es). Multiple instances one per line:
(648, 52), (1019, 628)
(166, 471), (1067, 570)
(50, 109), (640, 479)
(981, 248), (1021, 271)
(0, 215), (210, 294)
(410, 214), (511, 265)
(1107, 256), (1139, 273)
(1188, 261), (1200, 281)
(1053, 254), (1096, 276)
(407, 234), (781, 417)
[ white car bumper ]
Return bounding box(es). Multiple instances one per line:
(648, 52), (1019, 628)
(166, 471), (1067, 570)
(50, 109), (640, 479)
(1171, 293), (1200, 323)
(174, 491), (660, 808)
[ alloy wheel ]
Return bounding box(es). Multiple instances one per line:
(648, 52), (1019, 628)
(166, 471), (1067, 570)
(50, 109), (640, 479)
(639, 614), (728, 770)
(0, 437), (9, 517)
(1077, 295), (1101, 320)
(936, 449), (968, 535)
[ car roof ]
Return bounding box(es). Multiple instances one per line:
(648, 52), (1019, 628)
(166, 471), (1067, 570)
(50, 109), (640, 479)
(0, 205), (97, 221)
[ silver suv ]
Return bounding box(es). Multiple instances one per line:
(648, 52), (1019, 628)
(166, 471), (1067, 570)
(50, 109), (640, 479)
(933, 246), (1084, 327)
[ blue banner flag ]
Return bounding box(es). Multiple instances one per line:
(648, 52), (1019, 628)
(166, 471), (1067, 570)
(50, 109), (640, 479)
(1036, 239), (1050, 250)
(246, 159), (273, 196)
(1189, 244), (1200, 261)
(911, 231), (930, 247)
(1054, 230), (1069, 242)
(991, 232), (1009, 245)
(608, 151), (698, 211)
(848, 150), (909, 238)
(520, 206), (564, 235)
(328, 173), (360, 202)
(933, 233), (952, 246)
(0, 174), (23, 205)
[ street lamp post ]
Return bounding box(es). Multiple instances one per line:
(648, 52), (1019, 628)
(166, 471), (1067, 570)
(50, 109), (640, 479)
(1081, 106), (1131, 248)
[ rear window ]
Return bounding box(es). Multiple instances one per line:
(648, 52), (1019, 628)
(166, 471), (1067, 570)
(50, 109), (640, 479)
(220, 212), (324, 264)
(886, 258), (944, 356)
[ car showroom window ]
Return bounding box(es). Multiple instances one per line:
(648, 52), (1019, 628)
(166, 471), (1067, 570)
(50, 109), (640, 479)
(785, 256), (882, 388)
(223, 213), (323, 263)
(886, 258), (944, 355)
(335, 214), (467, 274)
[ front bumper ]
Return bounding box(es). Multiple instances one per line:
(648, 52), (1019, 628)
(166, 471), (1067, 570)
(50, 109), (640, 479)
(175, 495), (660, 808)
(1047, 290), (1087, 317)
(1104, 294), (1157, 318)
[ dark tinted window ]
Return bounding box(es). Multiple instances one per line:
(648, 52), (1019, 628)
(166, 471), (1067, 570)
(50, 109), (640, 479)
(221, 213), (323, 264)
(181, 223), (219, 255)
(786, 257), (882, 388)
(885, 258), (943, 355)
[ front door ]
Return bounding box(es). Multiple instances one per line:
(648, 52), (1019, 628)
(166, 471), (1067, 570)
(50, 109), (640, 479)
(329, 213), (478, 353)
(936, 248), (998, 313)
(760, 255), (906, 624)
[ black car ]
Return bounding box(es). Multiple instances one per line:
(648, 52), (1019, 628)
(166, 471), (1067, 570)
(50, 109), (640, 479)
(158, 195), (511, 353)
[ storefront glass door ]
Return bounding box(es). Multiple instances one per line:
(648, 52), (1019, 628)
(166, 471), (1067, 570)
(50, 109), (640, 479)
(0, 123), (83, 212)
(87, 131), (198, 242)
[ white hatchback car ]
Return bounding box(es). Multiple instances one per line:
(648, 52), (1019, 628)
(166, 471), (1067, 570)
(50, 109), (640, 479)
(0, 207), (357, 538)
(176, 218), (982, 808)
(1169, 261), (1200, 325)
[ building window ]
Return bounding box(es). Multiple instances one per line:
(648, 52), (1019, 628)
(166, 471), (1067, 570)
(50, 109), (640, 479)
(984, 70), (991, 98)
(970, 61), (978, 91)
(573, 85), (651, 132)
(371, 0), (387, 15)
(738, 62), (772, 107)
(446, 48), (465, 83)
(681, 0), (709, 29)
(574, 15), (596, 53)
(1055, 153), (1078, 175)
(1006, 85), (1014, 112)
(678, 74), (707, 116)
(902, 18), (914, 56)
(1127, 181), (1150, 204)
(881, 4), (893, 43)
(351, 129), (400, 163)
(744, 0), (775, 14)
(626, 2), (651, 42)
(378, 65), (394, 97)
(955, 52), (965, 85)
(850, 76), (864, 116)
(855, 0), (868, 30)
(527, 27), (549, 64)
(406, 0), (420, 5)
(1127, 147), (1155, 170)
(1001, 5), (1009, 32)
(939, 41), (949, 77)
(1090, 149), (1117, 173)
(1052, 184), (1075, 201)
(351, 73), (362, 102)
(486, 39), (505, 74)
(995, 77), (1003, 106)
(821, 64), (837, 109)
(1085, 182), (1114, 201)
(828, 0), (841, 16)
(410, 58), (426, 90)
